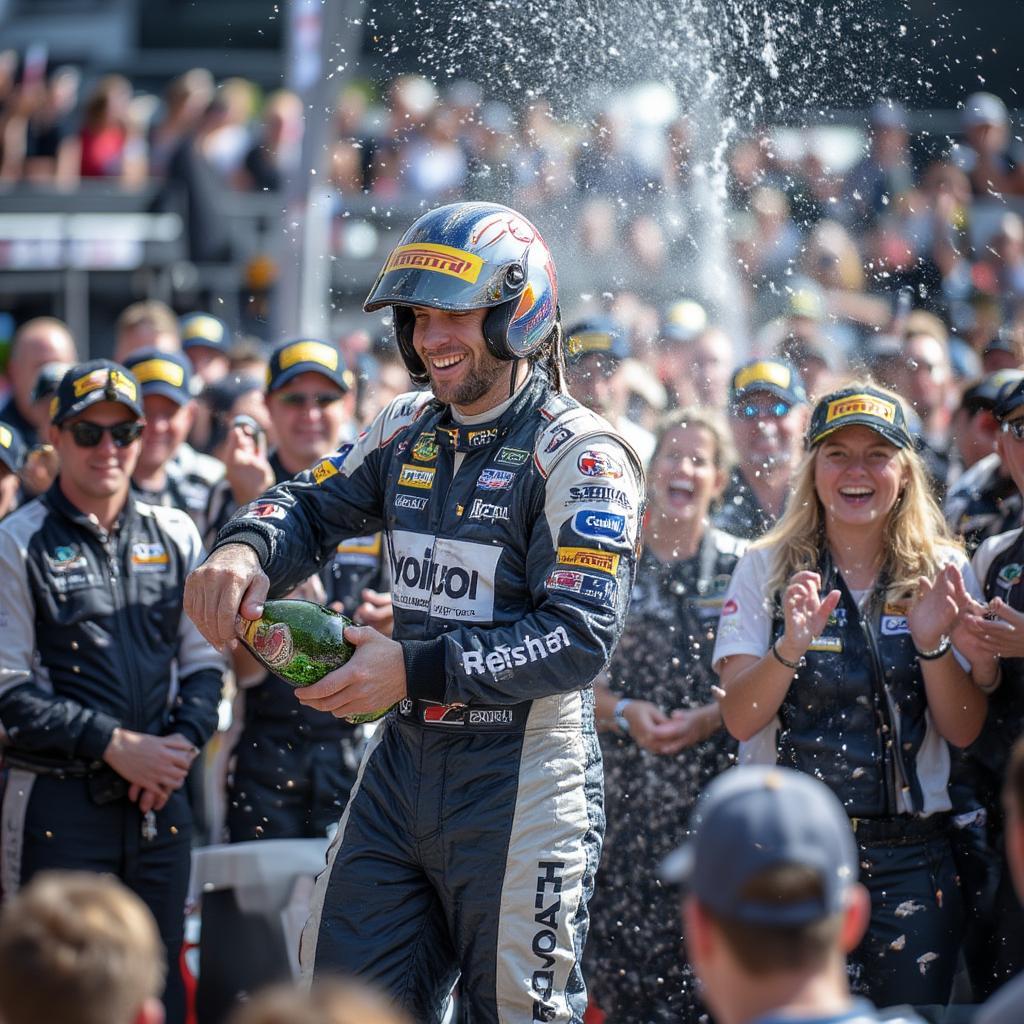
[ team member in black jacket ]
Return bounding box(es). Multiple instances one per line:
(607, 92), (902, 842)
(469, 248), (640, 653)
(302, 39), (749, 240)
(953, 376), (1024, 993)
(713, 382), (992, 1007)
(0, 360), (224, 1024)
(214, 338), (376, 843)
(184, 202), (644, 1024)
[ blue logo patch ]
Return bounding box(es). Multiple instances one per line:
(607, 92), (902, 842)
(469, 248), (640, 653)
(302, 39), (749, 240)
(477, 468), (515, 491)
(572, 510), (625, 540)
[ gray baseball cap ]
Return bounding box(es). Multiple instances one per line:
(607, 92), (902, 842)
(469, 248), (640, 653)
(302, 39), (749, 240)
(661, 766), (858, 926)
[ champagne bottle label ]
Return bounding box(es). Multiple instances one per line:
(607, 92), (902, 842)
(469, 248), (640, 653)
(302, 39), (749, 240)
(241, 618), (294, 670)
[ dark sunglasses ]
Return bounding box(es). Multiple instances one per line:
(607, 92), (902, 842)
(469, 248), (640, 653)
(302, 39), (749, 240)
(277, 392), (342, 409)
(1001, 419), (1024, 441)
(733, 400), (791, 420)
(64, 420), (144, 448)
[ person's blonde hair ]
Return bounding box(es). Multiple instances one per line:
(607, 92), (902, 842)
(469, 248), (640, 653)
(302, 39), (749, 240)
(228, 979), (412, 1024)
(755, 379), (959, 600)
(0, 871), (165, 1024)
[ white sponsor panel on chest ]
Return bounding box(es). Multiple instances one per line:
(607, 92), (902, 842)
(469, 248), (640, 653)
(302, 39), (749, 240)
(389, 530), (500, 621)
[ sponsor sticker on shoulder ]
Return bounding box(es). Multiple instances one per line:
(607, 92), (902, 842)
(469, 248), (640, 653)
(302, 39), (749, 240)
(495, 446), (530, 467)
(312, 443), (353, 485)
(251, 502), (286, 520)
(477, 468), (515, 491)
(556, 546), (620, 575)
(577, 449), (623, 479)
(398, 464), (436, 490)
(544, 425), (575, 454)
(565, 485), (632, 509)
(572, 509), (625, 540)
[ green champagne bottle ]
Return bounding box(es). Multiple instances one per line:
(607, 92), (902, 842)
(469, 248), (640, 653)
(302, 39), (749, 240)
(235, 599), (391, 725)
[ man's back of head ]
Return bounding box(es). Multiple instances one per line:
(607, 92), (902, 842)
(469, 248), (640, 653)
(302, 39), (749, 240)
(0, 871), (165, 1024)
(228, 979), (412, 1024)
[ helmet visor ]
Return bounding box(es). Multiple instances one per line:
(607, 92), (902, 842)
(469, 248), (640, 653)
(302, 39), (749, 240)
(364, 241), (522, 313)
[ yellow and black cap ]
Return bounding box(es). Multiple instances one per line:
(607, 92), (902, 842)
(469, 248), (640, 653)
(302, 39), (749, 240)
(808, 385), (913, 449)
(124, 348), (193, 406)
(729, 358), (807, 408)
(266, 338), (354, 394)
(50, 360), (143, 425)
(180, 312), (229, 352)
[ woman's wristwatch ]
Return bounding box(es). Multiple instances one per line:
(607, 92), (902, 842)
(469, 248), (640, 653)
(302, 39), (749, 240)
(914, 635), (951, 660)
(613, 698), (633, 735)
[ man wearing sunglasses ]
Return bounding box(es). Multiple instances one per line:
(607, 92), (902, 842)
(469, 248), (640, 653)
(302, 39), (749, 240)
(209, 337), (387, 845)
(951, 376), (1024, 1000)
(713, 358), (810, 540)
(0, 359), (224, 1024)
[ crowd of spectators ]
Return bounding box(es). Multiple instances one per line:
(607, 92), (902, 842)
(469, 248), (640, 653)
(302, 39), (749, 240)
(2, 53), (1024, 362)
(4, 44), (1024, 1024)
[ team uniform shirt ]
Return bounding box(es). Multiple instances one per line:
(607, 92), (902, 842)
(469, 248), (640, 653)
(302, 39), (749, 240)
(712, 541), (981, 817)
(133, 442), (225, 537)
(713, 467), (779, 539)
(945, 453), (1021, 555)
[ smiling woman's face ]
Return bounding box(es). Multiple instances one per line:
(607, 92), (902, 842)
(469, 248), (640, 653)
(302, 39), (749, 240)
(813, 424), (905, 531)
(649, 423), (724, 525)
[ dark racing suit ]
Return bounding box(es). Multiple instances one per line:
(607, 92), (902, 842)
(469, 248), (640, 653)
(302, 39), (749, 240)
(0, 483), (224, 1024)
(211, 371), (644, 1023)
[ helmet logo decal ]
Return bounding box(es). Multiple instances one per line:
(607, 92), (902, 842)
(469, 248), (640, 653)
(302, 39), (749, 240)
(384, 243), (484, 284)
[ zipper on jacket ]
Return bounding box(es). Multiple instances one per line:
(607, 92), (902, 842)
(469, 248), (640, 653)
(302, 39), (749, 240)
(860, 616), (899, 816)
(102, 528), (142, 733)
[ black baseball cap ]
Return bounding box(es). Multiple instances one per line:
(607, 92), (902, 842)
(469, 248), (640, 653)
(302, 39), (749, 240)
(32, 361), (74, 403)
(807, 384), (913, 449)
(729, 358), (807, 408)
(661, 766), (857, 926)
(50, 360), (144, 426)
(265, 338), (354, 394)
(0, 421), (26, 475)
(962, 370), (1024, 415)
(123, 349), (193, 407)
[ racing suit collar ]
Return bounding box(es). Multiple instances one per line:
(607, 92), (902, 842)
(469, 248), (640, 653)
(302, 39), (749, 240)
(436, 370), (545, 453)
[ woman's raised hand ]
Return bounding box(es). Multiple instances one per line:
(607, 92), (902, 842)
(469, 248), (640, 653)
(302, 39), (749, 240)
(778, 571), (842, 663)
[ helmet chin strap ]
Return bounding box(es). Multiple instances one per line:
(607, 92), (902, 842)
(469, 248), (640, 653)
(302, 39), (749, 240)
(509, 357), (519, 400)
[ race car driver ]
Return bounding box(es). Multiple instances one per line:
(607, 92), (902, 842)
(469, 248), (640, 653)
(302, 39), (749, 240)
(184, 201), (645, 1024)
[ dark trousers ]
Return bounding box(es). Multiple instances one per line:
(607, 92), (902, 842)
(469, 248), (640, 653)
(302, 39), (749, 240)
(10, 772), (192, 1024)
(299, 716), (603, 1024)
(851, 832), (964, 1007)
(226, 724), (361, 842)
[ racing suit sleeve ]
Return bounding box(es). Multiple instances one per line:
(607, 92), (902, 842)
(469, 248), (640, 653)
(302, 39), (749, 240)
(402, 434), (644, 705)
(210, 394), (428, 596)
(159, 509), (226, 748)
(0, 524), (120, 761)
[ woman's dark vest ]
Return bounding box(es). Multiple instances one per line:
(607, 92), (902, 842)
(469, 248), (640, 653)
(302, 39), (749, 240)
(771, 551), (931, 818)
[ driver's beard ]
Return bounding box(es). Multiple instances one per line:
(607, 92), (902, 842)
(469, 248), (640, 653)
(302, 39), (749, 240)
(430, 348), (510, 407)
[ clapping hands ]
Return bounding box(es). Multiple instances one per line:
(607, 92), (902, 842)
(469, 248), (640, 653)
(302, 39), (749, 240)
(777, 571), (842, 663)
